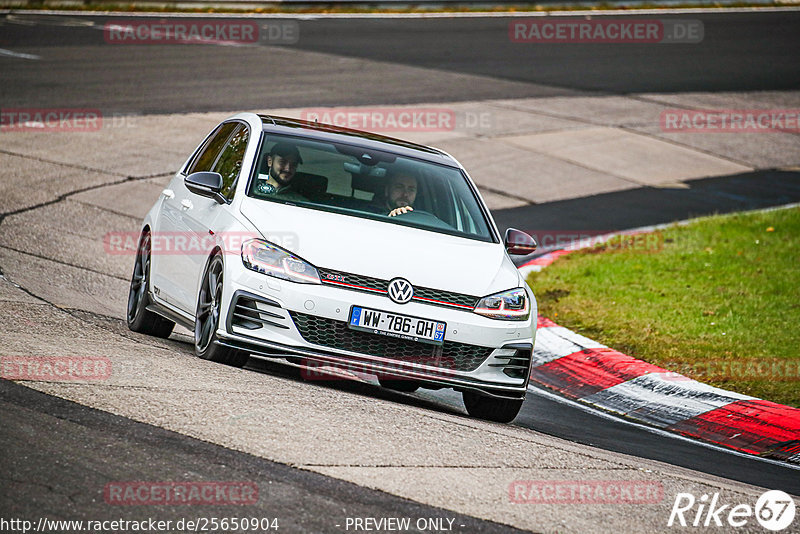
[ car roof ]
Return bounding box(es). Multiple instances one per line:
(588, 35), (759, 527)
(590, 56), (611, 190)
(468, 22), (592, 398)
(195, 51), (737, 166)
(258, 114), (460, 167)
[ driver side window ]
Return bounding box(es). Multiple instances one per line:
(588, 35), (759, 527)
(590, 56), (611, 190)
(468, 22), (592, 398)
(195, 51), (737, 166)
(212, 124), (249, 200)
(186, 122), (237, 175)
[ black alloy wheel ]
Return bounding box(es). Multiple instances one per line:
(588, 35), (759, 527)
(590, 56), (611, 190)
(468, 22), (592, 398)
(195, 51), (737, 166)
(126, 231), (174, 338)
(195, 252), (248, 367)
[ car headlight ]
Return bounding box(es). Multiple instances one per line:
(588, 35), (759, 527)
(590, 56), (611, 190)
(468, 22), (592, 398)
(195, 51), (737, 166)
(241, 239), (321, 284)
(473, 288), (530, 321)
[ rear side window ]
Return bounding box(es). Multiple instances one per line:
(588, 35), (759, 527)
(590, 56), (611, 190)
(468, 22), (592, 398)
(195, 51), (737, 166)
(212, 124), (249, 200)
(186, 122), (238, 175)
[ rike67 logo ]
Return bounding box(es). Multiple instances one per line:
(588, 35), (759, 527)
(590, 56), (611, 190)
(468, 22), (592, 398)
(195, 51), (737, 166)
(668, 490), (796, 531)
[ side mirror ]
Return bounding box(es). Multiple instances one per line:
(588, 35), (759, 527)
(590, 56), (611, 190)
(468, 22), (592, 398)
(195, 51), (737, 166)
(504, 228), (537, 255)
(185, 171), (226, 204)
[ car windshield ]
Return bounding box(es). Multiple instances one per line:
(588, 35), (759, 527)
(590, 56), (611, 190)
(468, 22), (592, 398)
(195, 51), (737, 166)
(247, 133), (494, 242)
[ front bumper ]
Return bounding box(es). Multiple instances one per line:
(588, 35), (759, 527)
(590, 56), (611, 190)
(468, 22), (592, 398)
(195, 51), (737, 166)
(217, 333), (531, 399)
(220, 265), (536, 399)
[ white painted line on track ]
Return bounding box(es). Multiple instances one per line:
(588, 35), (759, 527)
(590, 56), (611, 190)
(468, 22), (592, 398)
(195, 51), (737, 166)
(527, 383), (800, 472)
(5, 13), (95, 25)
(0, 48), (41, 60)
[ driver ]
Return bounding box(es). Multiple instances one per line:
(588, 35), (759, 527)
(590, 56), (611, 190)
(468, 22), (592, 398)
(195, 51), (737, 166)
(380, 172), (417, 217)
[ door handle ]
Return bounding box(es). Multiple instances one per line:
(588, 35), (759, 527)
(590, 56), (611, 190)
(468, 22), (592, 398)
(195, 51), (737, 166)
(181, 199), (193, 210)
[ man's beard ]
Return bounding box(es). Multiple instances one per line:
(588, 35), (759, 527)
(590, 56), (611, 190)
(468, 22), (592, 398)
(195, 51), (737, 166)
(270, 167), (292, 186)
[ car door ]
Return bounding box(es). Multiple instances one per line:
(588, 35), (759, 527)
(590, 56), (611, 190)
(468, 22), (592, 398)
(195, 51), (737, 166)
(153, 122), (238, 312)
(172, 122), (250, 314)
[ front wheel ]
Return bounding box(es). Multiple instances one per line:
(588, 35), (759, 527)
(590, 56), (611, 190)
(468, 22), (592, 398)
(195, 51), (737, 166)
(195, 253), (248, 368)
(462, 391), (523, 423)
(126, 231), (174, 338)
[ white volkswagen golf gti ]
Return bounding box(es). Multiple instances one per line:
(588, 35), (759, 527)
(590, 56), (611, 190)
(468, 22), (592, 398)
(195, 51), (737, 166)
(127, 113), (538, 422)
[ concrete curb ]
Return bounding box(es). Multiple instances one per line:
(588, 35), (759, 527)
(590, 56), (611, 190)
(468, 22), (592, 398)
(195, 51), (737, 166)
(520, 209), (800, 465)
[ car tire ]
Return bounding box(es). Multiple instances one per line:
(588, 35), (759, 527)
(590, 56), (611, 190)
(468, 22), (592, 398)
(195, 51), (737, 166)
(195, 252), (249, 368)
(462, 391), (523, 423)
(126, 231), (175, 338)
(378, 378), (420, 393)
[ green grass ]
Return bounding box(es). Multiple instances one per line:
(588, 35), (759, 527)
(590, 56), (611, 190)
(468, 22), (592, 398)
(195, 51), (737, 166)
(527, 207), (800, 408)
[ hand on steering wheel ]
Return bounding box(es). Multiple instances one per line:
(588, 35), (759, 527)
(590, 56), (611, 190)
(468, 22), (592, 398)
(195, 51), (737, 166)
(388, 206), (414, 217)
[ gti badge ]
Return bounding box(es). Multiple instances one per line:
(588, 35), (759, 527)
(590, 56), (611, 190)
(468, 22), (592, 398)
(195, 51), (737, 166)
(387, 278), (414, 304)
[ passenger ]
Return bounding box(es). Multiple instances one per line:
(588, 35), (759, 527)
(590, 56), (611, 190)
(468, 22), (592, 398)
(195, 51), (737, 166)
(254, 143), (307, 201)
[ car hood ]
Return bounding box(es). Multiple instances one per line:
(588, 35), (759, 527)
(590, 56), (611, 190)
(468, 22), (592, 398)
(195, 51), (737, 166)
(239, 198), (520, 297)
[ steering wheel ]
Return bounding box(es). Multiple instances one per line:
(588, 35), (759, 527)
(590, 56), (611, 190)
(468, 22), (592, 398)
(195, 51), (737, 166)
(391, 208), (433, 219)
(391, 209), (454, 230)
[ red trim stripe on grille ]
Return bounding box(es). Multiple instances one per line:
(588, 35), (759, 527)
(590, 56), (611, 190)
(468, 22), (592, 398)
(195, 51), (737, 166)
(322, 280), (386, 293)
(321, 279), (473, 309)
(412, 296), (473, 309)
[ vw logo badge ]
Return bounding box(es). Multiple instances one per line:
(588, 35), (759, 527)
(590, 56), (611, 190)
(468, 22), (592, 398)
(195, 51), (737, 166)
(387, 278), (414, 304)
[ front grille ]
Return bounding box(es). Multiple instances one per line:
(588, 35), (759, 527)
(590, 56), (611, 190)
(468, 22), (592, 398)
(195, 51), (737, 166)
(319, 269), (388, 294)
(289, 312), (493, 372)
(317, 267), (479, 311)
(412, 286), (479, 308)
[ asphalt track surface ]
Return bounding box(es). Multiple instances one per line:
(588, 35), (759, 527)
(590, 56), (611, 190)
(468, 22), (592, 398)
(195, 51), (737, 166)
(1, 9), (800, 530)
(494, 169), (800, 236)
(0, 379), (524, 534)
(1, 12), (799, 111)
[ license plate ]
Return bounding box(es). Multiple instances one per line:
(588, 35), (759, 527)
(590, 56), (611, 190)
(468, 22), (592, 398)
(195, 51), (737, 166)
(348, 306), (445, 346)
